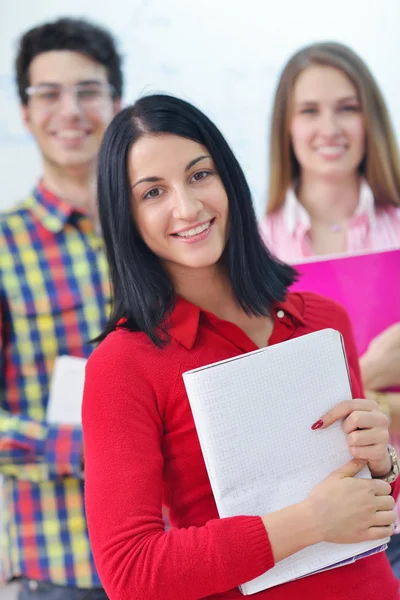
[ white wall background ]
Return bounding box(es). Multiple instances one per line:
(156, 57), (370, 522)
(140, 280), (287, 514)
(1, 0), (400, 218)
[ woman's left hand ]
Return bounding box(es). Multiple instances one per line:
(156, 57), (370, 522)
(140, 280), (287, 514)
(316, 399), (391, 477)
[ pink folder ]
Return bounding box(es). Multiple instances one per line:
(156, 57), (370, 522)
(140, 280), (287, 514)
(290, 248), (400, 357)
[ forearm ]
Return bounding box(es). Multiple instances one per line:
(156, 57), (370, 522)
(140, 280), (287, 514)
(0, 409), (83, 480)
(387, 393), (400, 435)
(0, 462), (49, 482)
(89, 512), (274, 600)
(0, 409), (46, 464)
(90, 500), (322, 600)
(262, 499), (320, 563)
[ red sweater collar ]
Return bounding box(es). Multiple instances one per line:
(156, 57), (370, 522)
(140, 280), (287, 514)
(117, 293), (306, 350)
(167, 294), (306, 350)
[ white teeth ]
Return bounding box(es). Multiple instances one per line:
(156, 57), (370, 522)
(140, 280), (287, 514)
(57, 131), (86, 139)
(317, 146), (345, 155)
(176, 221), (211, 238)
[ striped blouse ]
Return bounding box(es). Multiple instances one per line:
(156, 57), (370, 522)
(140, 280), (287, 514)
(259, 180), (400, 262)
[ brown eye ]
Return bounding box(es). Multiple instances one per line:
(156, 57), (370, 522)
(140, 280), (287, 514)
(339, 105), (360, 112)
(300, 108), (318, 115)
(191, 170), (211, 182)
(143, 188), (163, 200)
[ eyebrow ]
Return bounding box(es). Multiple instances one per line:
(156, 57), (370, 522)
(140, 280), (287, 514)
(295, 95), (360, 106)
(131, 154), (211, 189)
(337, 95), (360, 103)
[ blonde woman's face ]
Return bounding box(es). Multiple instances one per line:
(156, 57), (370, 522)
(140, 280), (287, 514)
(290, 65), (365, 180)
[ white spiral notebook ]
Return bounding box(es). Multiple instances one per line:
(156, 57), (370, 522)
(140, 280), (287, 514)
(182, 329), (388, 595)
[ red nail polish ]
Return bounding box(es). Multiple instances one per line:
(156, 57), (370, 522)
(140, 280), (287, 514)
(311, 419), (324, 430)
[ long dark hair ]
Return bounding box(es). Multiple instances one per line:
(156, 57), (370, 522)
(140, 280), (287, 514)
(97, 94), (296, 345)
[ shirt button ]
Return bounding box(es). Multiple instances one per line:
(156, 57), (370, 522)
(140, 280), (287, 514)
(28, 581), (39, 591)
(276, 310), (285, 319)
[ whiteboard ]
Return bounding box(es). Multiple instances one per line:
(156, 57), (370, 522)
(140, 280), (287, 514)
(1, 0), (400, 218)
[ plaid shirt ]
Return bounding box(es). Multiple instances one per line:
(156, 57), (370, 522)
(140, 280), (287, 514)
(0, 184), (110, 587)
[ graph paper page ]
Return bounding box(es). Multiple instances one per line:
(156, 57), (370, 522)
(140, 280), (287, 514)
(183, 329), (388, 594)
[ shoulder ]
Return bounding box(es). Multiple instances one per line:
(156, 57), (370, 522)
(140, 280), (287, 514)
(259, 209), (288, 255)
(86, 327), (184, 386)
(87, 328), (158, 376)
(259, 209), (285, 234)
(287, 291), (353, 336)
(0, 198), (34, 237)
(380, 204), (400, 216)
(0, 199), (36, 276)
(84, 330), (159, 412)
(387, 205), (400, 223)
(83, 327), (187, 423)
(1, 197), (33, 220)
(375, 204), (400, 225)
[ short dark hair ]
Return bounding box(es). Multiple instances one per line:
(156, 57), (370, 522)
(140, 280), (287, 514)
(97, 94), (296, 345)
(15, 17), (123, 104)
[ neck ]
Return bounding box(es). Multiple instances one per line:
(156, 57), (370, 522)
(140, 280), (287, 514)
(41, 161), (97, 218)
(172, 264), (238, 317)
(298, 173), (361, 226)
(171, 262), (274, 348)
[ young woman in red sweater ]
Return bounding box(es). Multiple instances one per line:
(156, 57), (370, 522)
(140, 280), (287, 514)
(82, 94), (400, 600)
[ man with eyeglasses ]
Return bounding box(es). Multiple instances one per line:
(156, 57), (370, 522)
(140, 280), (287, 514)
(0, 17), (122, 599)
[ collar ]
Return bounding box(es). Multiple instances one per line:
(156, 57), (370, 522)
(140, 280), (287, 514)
(116, 301), (201, 350)
(274, 293), (306, 326)
(167, 293), (305, 350)
(282, 179), (377, 235)
(167, 297), (201, 349)
(26, 181), (90, 233)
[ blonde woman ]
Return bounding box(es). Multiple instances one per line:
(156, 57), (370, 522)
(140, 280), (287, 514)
(260, 41), (400, 574)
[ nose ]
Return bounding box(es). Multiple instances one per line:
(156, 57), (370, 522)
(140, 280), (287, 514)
(319, 109), (341, 137)
(57, 89), (82, 119)
(171, 185), (203, 221)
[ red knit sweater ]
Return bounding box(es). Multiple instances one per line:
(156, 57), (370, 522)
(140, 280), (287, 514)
(83, 292), (400, 600)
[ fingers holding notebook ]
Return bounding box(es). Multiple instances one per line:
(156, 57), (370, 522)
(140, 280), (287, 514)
(307, 458), (395, 544)
(315, 398), (392, 477)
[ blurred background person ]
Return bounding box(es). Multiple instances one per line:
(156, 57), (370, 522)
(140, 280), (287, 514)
(0, 17), (122, 599)
(260, 41), (400, 576)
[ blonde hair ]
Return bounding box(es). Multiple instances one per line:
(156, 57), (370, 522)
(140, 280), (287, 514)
(267, 41), (400, 214)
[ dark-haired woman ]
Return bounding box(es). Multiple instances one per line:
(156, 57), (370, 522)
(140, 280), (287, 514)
(82, 94), (400, 600)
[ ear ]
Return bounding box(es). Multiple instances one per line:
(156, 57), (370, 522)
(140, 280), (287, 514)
(21, 104), (33, 132)
(113, 97), (122, 115)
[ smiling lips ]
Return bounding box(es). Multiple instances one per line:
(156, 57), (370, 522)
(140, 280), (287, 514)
(56, 130), (88, 138)
(52, 129), (91, 145)
(315, 145), (347, 159)
(173, 219), (213, 241)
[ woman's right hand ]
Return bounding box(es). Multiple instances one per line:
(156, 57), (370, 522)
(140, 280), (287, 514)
(307, 458), (396, 544)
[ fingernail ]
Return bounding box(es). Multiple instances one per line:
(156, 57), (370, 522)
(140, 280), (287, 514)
(311, 420), (324, 430)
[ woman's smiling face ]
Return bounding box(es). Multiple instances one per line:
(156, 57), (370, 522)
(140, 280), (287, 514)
(128, 133), (229, 277)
